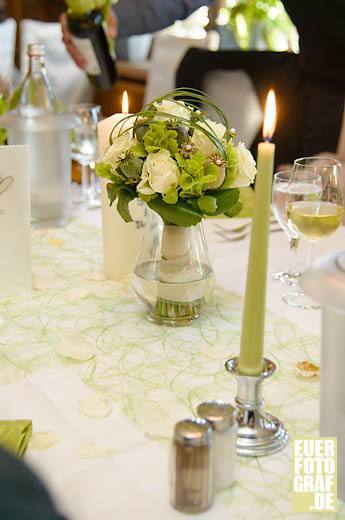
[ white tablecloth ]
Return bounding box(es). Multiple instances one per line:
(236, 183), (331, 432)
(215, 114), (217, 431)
(0, 211), (344, 520)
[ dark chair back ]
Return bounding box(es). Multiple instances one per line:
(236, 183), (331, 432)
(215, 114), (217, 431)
(176, 48), (304, 166)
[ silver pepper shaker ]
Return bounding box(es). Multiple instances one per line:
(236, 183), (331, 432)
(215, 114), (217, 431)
(170, 418), (213, 514)
(197, 400), (237, 492)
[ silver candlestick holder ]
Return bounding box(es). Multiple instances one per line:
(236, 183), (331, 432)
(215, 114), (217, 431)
(225, 356), (288, 457)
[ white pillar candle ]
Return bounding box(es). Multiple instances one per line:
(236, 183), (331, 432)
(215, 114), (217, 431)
(98, 103), (142, 281)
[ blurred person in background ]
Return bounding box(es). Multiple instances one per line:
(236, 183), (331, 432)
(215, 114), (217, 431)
(279, 0), (345, 192)
(61, 0), (344, 167)
(282, 0), (345, 161)
(60, 0), (212, 69)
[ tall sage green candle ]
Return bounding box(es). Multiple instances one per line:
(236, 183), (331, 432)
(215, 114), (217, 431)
(238, 91), (276, 376)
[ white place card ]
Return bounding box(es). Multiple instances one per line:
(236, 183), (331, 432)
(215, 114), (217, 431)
(0, 145), (32, 296)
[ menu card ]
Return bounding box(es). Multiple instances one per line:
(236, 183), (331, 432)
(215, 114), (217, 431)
(0, 145), (31, 296)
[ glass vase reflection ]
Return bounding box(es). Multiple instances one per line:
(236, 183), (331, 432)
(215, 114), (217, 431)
(132, 212), (215, 326)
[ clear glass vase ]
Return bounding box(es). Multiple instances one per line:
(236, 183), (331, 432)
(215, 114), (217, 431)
(132, 211), (215, 326)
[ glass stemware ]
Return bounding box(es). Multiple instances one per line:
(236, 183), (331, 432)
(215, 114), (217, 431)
(272, 171), (301, 285)
(69, 103), (102, 209)
(283, 157), (344, 309)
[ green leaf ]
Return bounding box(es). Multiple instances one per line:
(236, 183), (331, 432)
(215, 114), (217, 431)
(224, 200), (243, 218)
(117, 188), (136, 223)
(138, 192), (158, 203)
(205, 188), (240, 216)
(0, 95), (8, 116)
(96, 162), (116, 181)
(163, 187), (178, 204)
(0, 128), (7, 145)
(9, 82), (24, 111)
(220, 143), (238, 189)
(106, 182), (121, 206)
(131, 141), (147, 158)
(197, 195), (217, 213)
(237, 186), (254, 217)
(148, 197), (202, 227)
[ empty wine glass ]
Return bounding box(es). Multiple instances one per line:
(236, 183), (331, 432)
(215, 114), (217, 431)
(284, 157), (343, 309)
(69, 103), (102, 208)
(272, 171), (301, 285)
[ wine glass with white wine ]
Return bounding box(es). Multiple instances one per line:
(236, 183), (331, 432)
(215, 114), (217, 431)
(272, 171), (302, 285)
(284, 157), (344, 309)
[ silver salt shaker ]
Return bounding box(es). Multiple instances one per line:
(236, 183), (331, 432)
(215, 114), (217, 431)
(197, 400), (237, 491)
(170, 418), (213, 514)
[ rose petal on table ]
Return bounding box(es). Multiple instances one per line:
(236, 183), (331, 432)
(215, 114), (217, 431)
(78, 396), (113, 419)
(85, 272), (107, 282)
(29, 431), (60, 450)
(65, 287), (95, 301)
(33, 277), (63, 291)
(295, 360), (319, 379)
(56, 334), (97, 361)
(75, 440), (115, 459)
(48, 238), (65, 247)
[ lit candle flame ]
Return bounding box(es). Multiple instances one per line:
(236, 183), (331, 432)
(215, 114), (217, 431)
(263, 90), (276, 140)
(122, 90), (129, 115)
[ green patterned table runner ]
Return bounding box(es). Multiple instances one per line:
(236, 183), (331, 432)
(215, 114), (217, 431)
(0, 217), (343, 518)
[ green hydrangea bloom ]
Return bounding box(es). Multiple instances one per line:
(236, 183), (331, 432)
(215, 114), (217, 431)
(177, 152), (219, 197)
(143, 121), (179, 156)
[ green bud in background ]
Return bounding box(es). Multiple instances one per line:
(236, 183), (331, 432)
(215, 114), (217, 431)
(117, 154), (144, 181)
(175, 125), (190, 146)
(134, 124), (149, 143)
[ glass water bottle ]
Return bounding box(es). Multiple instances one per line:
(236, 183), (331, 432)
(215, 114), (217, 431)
(5, 44), (75, 228)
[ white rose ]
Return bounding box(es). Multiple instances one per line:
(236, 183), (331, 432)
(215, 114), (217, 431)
(154, 99), (191, 121)
(103, 132), (135, 166)
(191, 118), (227, 156)
(231, 142), (257, 187)
(140, 149), (179, 194)
(137, 174), (155, 196)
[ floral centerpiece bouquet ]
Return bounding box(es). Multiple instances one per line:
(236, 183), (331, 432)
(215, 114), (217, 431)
(97, 89), (257, 325)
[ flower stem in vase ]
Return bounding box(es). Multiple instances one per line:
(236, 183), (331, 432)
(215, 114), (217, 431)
(153, 225), (203, 325)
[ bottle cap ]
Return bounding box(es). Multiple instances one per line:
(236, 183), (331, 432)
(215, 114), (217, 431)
(27, 43), (45, 57)
(174, 418), (212, 447)
(197, 400), (236, 432)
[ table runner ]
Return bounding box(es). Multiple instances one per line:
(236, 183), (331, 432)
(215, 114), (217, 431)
(0, 215), (344, 519)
